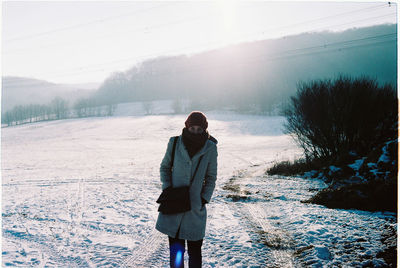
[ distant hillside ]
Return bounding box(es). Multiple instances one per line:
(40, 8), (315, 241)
(2, 24), (396, 115)
(2, 77), (99, 111)
(94, 24), (397, 114)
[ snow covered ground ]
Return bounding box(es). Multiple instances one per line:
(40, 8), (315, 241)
(2, 105), (396, 267)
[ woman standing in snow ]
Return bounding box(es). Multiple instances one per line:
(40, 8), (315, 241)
(156, 111), (218, 268)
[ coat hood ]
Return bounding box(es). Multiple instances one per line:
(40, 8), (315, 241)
(209, 135), (218, 145)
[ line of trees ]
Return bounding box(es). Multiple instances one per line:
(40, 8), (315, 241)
(2, 94), (206, 127)
(73, 98), (116, 118)
(2, 97), (117, 127)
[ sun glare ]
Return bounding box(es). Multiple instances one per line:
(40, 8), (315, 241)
(216, 0), (238, 45)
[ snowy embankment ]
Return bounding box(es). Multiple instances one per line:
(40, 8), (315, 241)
(2, 102), (396, 267)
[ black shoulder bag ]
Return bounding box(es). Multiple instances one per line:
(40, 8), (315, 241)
(156, 136), (204, 215)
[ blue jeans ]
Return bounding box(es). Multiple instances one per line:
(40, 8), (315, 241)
(168, 236), (203, 268)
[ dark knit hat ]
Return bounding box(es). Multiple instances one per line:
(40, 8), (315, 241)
(185, 111), (208, 130)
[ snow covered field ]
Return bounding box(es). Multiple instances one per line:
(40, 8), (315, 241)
(2, 109), (396, 267)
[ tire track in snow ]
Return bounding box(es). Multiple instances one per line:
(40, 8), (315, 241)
(222, 163), (295, 267)
(121, 158), (291, 267)
(208, 198), (270, 266)
(2, 185), (90, 267)
(2, 229), (83, 267)
(244, 203), (295, 267)
(120, 229), (165, 267)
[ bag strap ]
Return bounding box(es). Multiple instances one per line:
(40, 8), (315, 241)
(170, 136), (178, 172)
(169, 136), (178, 187)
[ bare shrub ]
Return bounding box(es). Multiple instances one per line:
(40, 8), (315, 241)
(284, 75), (397, 162)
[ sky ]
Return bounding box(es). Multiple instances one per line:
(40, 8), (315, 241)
(1, 1), (398, 85)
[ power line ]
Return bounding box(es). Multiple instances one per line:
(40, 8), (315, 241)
(215, 12), (396, 55)
(3, 2), (230, 48)
(3, 14), (215, 55)
(306, 12), (397, 33)
(3, 2), (393, 55)
(285, 2), (390, 26)
(274, 33), (397, 55)
(5, 11), (396, 83)
(76, 35), (399, 77)
(3, 4), (231, 54)
(8, 38), (396, 89)
(4, 17), (396, 85)
(133, 37), (397, 79)
(5, 31), (397, 84)
(252, 3), (390, 36)
(4, 3), (173, 43)
(3, 4), (396, 84)
(3, 32), (396, 87)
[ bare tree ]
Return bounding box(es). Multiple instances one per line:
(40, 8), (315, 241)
(51, 97), (69, 120)
(172, 99), (183, 114)
(2, 111), (14, 126)
(142, 101), (153, 115)
(107, 103), (117, 116)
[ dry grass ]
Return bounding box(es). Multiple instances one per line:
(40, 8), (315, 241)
(266, 159), (313, 176)
(226, 194), (249, 202)
(222, 184), (241, 193)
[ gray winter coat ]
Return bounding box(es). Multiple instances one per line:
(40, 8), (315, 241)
(155, 135), (218, 241)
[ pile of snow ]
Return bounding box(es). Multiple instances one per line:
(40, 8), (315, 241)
(348, 158), (365, 171)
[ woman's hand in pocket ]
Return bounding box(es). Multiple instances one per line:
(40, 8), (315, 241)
(201, 198), (207, 209)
